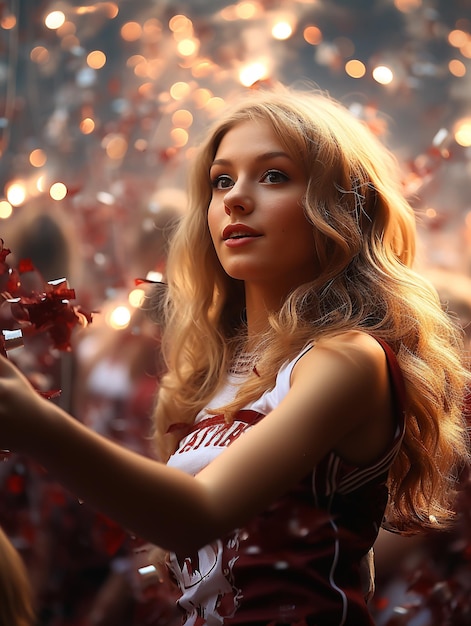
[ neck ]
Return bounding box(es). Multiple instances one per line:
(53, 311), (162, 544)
(243, 283), (285, 342)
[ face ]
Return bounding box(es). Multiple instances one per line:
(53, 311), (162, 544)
(207, 119), (318, 298)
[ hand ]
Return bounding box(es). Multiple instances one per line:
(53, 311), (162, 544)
(133, 543), (173, 588)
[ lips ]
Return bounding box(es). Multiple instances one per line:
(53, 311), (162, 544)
(222, 224), (262, 240)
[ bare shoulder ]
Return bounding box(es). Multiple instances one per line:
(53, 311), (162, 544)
(291, 330), (395, 465)
(293, 330), (387, 385)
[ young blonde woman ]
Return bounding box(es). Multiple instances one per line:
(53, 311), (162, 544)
(0, 86), (468, 625)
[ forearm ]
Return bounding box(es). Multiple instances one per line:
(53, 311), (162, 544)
(20, 399), (216, 552)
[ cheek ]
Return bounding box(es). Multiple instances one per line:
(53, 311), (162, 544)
(207, 204), (223, 249)
(206, 203), (216, 237)
(280, 205), (313, 241)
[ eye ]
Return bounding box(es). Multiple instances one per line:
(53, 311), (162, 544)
(210, 174), (234, 190)
(262, 169), (289, 184)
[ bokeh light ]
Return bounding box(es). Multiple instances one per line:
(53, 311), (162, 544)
(29, 149), (47, 168)
(372, 65), (394, 85)
(0, 200), (13, 219)
(128, 288), (146, 308)
(272, 21), (293, 40)
(345, 59), (366, 78)
(108, 305), (131, 329)
(49, 182), (67, 201)
(239, 62), (268, 86)
(1, 13), (16, 29)
(454, 118), (471, 147)
(5, 181), (26, 207)
(87, 51), (107, 70)
(121, 21), (142, 41)
(303, 25), (322, 45)
(44, 11), (65, 30)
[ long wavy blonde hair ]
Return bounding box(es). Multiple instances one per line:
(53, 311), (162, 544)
(153, 85), (470, 534)
(0, 526), (35, 626)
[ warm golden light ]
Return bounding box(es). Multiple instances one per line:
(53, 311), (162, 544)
(6, 181), (26, 206)
(30, 46), (50, 64)
(220, 6), (239, 21)
(235, 2), (260, 19)
(133, 59), (148, 78)
(87, 50), (106, 69)
(460, 41), (471, 58)
(204, 97), (225, 115)
(137, 82), (153, 97)
(1, 14), (17, 29)
(102, 2), (119, 19)
(272, 21), (293, 40)
(170, 128), (189, 147)
(448, 29), (469, 48)
(191, 60), (214, 78)
(172, 109), (193, 128)
(29, 149), (47, 168)
(303, 26), (322, 45)
(103, 134), (128, 160)
(170, 81), (191, 100)
(177, 39), (198, 56)
(169, 15), (192, 34)
(127, 54), (145, 68)
(80, 118), (95, 134)
(243, 2), (263, 20)
(108, 305), (131, 329)
(121, 21), (142, 42)
(449, 59), (466, 77)
(372, 65), (394, 84)
(129, 288), (146, 308)
(36, 175), (47, 193)
(345, 59), (366, 78)
(193, 88), (213, 108)
(49, 182), (67, 200)
(134, 138), (148, 151)
(394, 0), (422, 11)
(454, 118), (471, 147)
(45, 11), (66, 30)
(239, 62), (268, 86)
(0, 201), (13, 219)
(220, 0), (264, 22)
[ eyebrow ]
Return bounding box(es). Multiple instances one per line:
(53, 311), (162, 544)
(210, 151), (292, 167)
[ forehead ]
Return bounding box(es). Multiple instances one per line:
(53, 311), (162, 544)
(214, 118), (282, 156)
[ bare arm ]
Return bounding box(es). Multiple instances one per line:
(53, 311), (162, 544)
(0, 331), (394, 554)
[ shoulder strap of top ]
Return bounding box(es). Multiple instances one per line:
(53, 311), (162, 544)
(374, 337), (407, 414)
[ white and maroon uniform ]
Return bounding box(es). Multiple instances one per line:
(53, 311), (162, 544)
(167, 340), (406, 625)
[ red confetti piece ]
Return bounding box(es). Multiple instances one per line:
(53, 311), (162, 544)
(0, 238), (11, 265)
(0, 239), (93, 396)
(17, 258), (35, 273)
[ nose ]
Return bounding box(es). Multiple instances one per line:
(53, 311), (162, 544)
(223, 181), (253, 215)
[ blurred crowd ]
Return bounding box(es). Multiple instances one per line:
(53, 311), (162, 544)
(0, 197), (183, 626)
